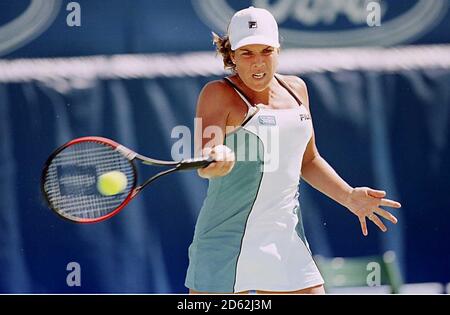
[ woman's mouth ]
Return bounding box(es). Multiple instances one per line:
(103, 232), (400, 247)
(252, 73), (266, 80)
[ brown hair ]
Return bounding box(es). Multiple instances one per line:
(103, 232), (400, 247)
(212, 32), (236, 72)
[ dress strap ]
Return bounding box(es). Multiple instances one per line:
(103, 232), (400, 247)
(223, 77), (254, 111)
(274, 74), (303, 106)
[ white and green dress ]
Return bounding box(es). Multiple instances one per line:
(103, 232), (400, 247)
(185, 75), (324, 293)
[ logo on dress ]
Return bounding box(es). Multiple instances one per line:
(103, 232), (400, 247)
(300, 113), (311, 122)
(259, 115), (277, 126)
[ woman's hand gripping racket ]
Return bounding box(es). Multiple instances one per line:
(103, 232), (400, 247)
(41, 136), (213, 223)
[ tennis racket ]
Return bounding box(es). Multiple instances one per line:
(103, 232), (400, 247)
(41, 136), (213, 223)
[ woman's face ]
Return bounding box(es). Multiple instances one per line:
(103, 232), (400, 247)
(232, 44), (279, 92)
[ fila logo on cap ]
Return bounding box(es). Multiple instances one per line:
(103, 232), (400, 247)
(248, 21), (257, 29)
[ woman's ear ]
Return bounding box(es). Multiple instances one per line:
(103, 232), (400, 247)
(230, 52), (236, 64)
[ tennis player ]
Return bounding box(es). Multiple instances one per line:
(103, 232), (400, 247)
(185, 6), (401, 294)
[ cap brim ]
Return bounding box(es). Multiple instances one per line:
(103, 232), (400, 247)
(231, 35), (280, 51)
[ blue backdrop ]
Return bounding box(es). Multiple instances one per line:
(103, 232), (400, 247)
(0, 0), (450, 293)
(1, 70), (449, 292)
(1, 0), (450, 58)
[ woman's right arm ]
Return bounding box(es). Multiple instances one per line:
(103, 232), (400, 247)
(195, 81), (236, 179)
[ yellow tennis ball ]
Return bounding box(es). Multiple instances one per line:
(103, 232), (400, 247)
(97, 171), (128, 196)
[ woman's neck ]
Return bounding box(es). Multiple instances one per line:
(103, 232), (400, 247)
(233, 74), (277, 104)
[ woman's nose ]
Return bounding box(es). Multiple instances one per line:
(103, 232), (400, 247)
(253, 56), (265, 68)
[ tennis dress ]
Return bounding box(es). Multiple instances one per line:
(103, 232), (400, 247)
(185, 75), (324, 293)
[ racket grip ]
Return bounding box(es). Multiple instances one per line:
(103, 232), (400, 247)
(177, 156), (214, 171)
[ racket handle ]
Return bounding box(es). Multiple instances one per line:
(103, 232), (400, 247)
(177, 156), (214, 171)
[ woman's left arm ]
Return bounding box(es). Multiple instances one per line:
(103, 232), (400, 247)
(288, 76), (401, 236)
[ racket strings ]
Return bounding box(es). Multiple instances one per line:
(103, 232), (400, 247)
(43, 141), (135, 221)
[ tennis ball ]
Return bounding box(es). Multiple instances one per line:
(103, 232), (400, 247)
(97, 171), (128, 196)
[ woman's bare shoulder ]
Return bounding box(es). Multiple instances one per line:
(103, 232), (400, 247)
(200, 79), (235, 98)
(198, 79), (236, 105)
(278, 74), (307, 92)
(277, 74), (309, 106)
(196, 79), (239, 117)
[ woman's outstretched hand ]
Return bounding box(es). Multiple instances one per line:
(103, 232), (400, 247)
(345, 187), (401, 236)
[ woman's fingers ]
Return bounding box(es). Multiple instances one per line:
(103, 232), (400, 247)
(204, 162), (217, 170)
(379, 198), (402, 208)
(359, 217), (368, 236)
(211, 145), (234, 161)
(367, 189), (386, 198)
(211, 146), (235, 175)
(357, 208), (397, 237)
(200, 145), (235, 177)
(374, 207), (398, 224)
(368, 213), (387, 232)
(366, 188), (402, 208)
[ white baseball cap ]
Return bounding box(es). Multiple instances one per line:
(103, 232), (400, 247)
(228, 6), (280, 51)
